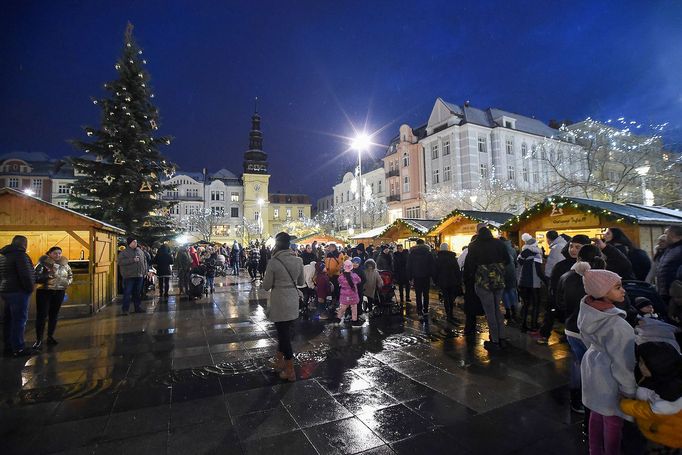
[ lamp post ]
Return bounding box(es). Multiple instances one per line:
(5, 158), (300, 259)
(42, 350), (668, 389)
(636, 165), (651, 206)
(352, 133), (371, 231)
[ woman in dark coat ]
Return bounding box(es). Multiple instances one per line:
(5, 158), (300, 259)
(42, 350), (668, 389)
(152, 245), (174, 299)
(258, 245), (268, 279)
(605, 227), (651, 281)
(435, 243), (462, 322)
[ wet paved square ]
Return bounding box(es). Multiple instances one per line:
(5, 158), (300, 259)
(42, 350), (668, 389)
(0, 275), (587, 454)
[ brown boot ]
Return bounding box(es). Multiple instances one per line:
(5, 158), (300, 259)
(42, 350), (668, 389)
(271, 352), (285, 372)
(278, 359), (296, 382)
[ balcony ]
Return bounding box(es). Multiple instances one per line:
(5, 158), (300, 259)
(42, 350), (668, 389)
(387, 194), (401, 202)
(386, 169), (400, 178)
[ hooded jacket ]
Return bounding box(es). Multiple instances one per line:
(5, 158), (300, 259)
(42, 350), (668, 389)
(545, 236), (568, 278)
(152, 246), (174, 277)
(324, 250), (342, 277)
(406, 244), (435, 280)
(393, 249), (409, 282)
(0, 242), (35, 293)
(657, 240), (682, 297)
(621, 387), (682, 448)
(262, 249), (305, 322)
(577, 297), (637, 417)
(517, 244), (543, 289)
(35, 255), (73, 290)
(602, 244), (635, 280)
(435, 250), (462, 290)
(303, 261), (316, 289)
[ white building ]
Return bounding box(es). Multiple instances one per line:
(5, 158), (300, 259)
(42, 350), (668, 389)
(332, 162), (387, 230)
(421, 98), (583, 213)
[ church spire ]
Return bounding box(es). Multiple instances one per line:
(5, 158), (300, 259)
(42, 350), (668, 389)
(243, 99), (268, 174)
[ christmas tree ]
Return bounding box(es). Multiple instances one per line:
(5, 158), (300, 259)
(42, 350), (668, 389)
(70, 22), (177, 241)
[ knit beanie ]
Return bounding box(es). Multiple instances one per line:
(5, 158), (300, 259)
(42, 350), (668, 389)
(440, 243), (449, 251)
(573, 262), (621, 298)
(126, 236), (136, 247)
(521, 233), (534, 244)
(351, 257), (362, 264)
(343, 259), (353, 272)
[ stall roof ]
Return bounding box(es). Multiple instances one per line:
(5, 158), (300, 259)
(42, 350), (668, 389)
(0, 188), (126, 234)
(428, 209), (514, 234)
(625, 204), (682, 221)
(350, 224), (391, 240)
(293, 232), (346, 245)
(399, 218), (441, 234)
(501, 196), (682, 230)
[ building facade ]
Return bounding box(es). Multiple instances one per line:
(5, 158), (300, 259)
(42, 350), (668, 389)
(332, 162), (387, 230)
(269, 193), (313, 234)
(383, 124), (427, 222)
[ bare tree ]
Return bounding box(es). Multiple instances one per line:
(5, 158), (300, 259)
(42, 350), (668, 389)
(540, 119), (681, 205)
(178, 208), (222, 243)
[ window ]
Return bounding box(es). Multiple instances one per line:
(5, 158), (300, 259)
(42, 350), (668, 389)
(57, 184), (71, 194)
(480, 164), (489, 178)
(390, 181), (395, 195)
(211, 190), (224, 201)
(371, 182), (375, 194)
(443, 140), (450, 156)
(506, 139), (514, 155)
(507, 166), (515, 180)
(273, 208), (279, 219)
(505, 121), (513, 128)
(431, 143), (439, 160)
(531, 144), (537, 159)
(533, 170), (539, 183)
(230, 207), (239, 217)
(169, 205), (179, 215)
(478, 136), (487, 153)
(541, 147), (547, 160)
(254, 211), (260, 221)
(57, 201), (68, 208)
(377, 180), (382, 193)
(286, 208), (292, 219)
(444, 165), (451, 182)
(230, 192), (239, 202)
(185, 205), (199, 215)
(405, 206), (421, 218)
(402, 152), (409, 167)
(432, 169), (440, 184)
(403, 176), (410, 193)
(8, 178), (18, 188)
(31, 179), (42, 192)
(346, 191), (349, 202)
(211, 206), (225, 217)
(523, 167), (529, 182)
(298, 208), (304, 219)
(186, 188), (199, 198)
(521, 143), (528, 158)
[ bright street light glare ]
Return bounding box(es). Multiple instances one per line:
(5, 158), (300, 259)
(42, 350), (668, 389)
(351, 133), (371, 151)
(23, 188), (36, 196)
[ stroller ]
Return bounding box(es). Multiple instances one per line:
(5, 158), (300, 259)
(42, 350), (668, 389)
(369, 270), (403, 322)
(623, 280), (668, 321)
(187, 265), (208, 299)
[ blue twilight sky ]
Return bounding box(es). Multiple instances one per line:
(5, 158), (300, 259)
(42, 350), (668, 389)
(2, 1), (682, 200)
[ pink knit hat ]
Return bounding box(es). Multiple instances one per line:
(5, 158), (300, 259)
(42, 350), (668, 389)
(343, 259), (353, 272)
(573, 262), (621, 298)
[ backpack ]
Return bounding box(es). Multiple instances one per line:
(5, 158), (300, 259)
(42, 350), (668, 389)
(475, 262), (506, 291)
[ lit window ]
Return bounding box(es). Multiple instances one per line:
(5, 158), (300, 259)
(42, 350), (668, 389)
(431, 143), (439, 160)
(230, 192), (239, 202)
(443, 140), (450, 156)
(286, 208), (292, 218)
(444, 166), (451, 182)
(274, 208), (279, 218)
(478, 136), (487, 153)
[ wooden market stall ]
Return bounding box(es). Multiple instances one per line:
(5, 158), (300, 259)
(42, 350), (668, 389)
(293, 232), (347, 246)
(0, 188), (125, 318)
(501, 196), (682, 256)
(428, 210), (514, 254)
(351, 219), (439, 248)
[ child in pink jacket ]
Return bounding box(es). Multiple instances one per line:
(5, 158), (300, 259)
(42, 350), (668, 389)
(332, 260), (362, 328)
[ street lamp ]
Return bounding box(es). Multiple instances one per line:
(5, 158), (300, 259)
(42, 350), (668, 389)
(469, 195), (478, 209)
(636, 165), (652, 206)
(23, 188), (35, 197)
(351, 133), (370, 231)
(344, 217), (350, 233)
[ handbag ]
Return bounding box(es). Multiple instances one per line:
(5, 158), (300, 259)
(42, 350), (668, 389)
(273, 257), (304, 301)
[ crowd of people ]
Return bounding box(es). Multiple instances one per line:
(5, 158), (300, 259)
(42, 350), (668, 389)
(3, 223), (682, 453)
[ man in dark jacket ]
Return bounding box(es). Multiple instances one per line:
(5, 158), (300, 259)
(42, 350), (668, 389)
(657, 226), (682, 303)
(118, 237), (148, 314)
(376, 245), (393, 271)
(435, 243), (462, 322)
(536, 234), (591, 344)
(0, 235), (35, 356)
(406, 239), (435, 321)
(393, 244), (410, 303)
(152, 245), (173, 299)
(594, 238), (635, 280)
(300, 244), (316, 266)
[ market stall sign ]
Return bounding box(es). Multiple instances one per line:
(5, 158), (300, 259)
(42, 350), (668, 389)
(546, 213), (600, 228)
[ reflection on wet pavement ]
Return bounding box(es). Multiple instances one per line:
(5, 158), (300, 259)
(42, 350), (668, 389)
(0, 274), (585, 454)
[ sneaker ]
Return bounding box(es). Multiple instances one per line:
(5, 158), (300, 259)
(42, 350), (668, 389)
(330, 317), (342, 325)
(351, 320), (363, 329)
(12, 349), (33, 358)
(536, 337), (549, 345)
(571, 401), (586, 414)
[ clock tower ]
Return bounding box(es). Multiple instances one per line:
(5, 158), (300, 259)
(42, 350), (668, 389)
(242, 101), (271, 240)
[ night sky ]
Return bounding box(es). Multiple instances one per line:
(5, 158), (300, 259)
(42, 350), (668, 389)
(2, 1), (682, 200)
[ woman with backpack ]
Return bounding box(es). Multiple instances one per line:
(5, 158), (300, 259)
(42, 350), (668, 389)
(463, 227), (510, 351)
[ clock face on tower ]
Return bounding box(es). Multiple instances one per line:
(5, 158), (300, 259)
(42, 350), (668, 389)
(254, 184), (261, 192)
